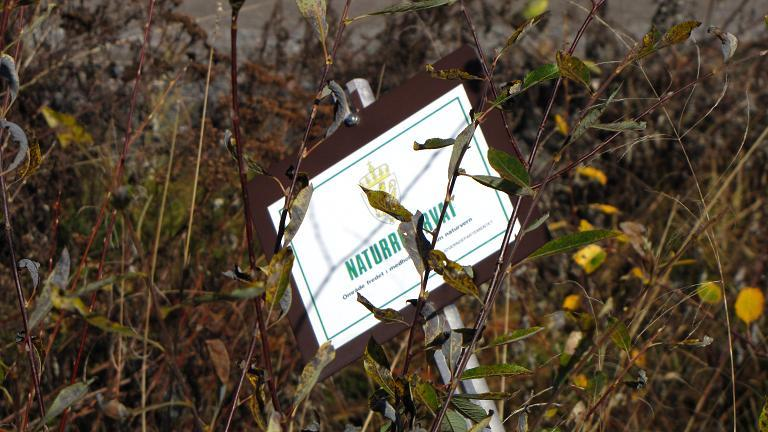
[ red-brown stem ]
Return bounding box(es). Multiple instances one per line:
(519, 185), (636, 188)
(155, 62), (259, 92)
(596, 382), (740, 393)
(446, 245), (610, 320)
(222, 7), (282, 429)
(56, 210), (117, 432)
(40, 0), (157, 370)
(225, 2), (353, 428)
(272, 0), (352, 252)
(458, 0), (525, 165)
(0, 2), (45, 421)
(428, 3), (605, 430)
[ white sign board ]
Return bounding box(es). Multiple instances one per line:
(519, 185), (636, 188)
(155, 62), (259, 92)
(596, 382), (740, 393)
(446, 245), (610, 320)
(267, 84), (521, 349)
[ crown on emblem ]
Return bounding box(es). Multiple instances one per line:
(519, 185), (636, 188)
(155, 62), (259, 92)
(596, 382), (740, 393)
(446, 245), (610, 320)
(360, 161), (391, 189)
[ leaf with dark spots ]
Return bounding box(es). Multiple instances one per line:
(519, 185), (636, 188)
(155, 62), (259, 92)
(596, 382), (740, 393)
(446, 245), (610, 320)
(425, 64), (483, 81)
(428, 250), (479, 299)
(357, 293), (408, 325)
(265, 247), (294, 320)
(556, 51), (591, 90)
(662, 21), (701, 45)
(363, 338), (398, 397)
(413, 137), (455, 151)
(398, 211), (431, 275)
(284, 183), (313, 246)
(447, 122), (477, 181)
(325, 80), (351, 137)
(360, 186), (413, 222)
(292, 341), (335, 415)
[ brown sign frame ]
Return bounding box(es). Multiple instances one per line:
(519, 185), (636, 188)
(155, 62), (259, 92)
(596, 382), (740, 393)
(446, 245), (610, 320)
(247, 45), (548, 378)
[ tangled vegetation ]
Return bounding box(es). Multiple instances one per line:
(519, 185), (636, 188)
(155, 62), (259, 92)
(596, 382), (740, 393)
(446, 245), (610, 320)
(0, 0), (767, 431)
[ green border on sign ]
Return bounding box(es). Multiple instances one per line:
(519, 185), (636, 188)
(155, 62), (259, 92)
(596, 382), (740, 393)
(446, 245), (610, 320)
(277, 93), (513, 342)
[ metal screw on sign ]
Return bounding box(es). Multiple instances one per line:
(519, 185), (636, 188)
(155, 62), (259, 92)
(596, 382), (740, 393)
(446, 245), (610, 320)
(345, 79), (505, 432)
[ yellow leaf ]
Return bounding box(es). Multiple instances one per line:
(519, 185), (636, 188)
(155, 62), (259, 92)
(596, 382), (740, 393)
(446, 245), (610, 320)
(554, 114), (569, 136)
(40, 106), (94, 148)
(18, 141), (42, 180)
(563, 294), (581, 311)
(572, 244), (606, 274)
(547, 220), (568, 231)
(630, 348), (647, 368)
(544, 407), (557, 419)
(589, 203), (620, 215)
(575, 166), (607, 185)
(697, 282), (722, 304)
(522, 0), (548, 19)
(630, 267), (649, 284)
(735, 287), (764, 324)
(578, 219), (594, 232)
(572, 374), (588, 388)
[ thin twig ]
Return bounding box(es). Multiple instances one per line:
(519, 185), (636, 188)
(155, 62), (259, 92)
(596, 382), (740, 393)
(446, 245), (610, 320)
(428, 3), (606, 429)
(225, 2), (353, 429)
(0, 2), (46, 422)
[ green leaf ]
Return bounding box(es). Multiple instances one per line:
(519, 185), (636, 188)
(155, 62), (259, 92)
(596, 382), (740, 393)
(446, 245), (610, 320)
(350, 0), (456, 21)
(284, 183), (313, 246)
(265, 247), (294, 319)
(296, 0), (329, 57)
(632, 26), (661, 61)
(292, 341), (335, 415)
(522, 0), (548, 19)
(415, 379), (440, 413)
(426, 64), (483, 81)
(608, 317), (631, 352)
(361, 186), (413, 222)
(357, 293), (408, 325)
(468, 415), (494, 432)
(29, 281), (52, 329)
(569, 86), (621, 145)
(759, 396), (768, 432)
(591, 121), (646, 132)
(44, 381), (90, 424)
(448, 123), (477, 180)
(556, 51), (591, 90)
(526, 230), (619, 261)
(414, 137), (455, 151)
(461, 363), (531, 380)
(451, 397), (488, 423)
(523, 212), (549, 234)
(466, 174), (532, 196)
(487, 147), (530, 187)
(481, 327), (545, 350)
(84, 314), (164, 351)
(662, 20), (701, 45)
(454, 392), (516, 400)
(364, 338), (398, 397)
(522, 63), (559, 89)
(428, 250), (479, 299)
(441, 409), (468, 432)
(398, 212), (431, 275)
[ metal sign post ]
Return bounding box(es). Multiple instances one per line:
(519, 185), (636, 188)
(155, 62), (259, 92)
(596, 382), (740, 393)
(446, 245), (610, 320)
(347, 79), (504, 432)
